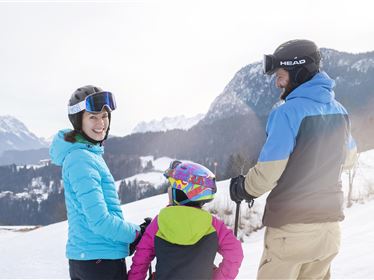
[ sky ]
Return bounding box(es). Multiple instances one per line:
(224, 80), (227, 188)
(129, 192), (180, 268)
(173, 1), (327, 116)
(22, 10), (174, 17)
(0, 0), (373, 138)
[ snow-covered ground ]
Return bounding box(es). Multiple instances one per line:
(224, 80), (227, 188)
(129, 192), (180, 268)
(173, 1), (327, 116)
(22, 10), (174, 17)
(139, 156), (172, 172)
(1, 150), (373, 279)
(115, 156), (187, 191)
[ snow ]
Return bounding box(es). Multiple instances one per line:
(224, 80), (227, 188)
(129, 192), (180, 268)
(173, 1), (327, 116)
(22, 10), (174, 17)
(5, 140), (16, 149)
(31, 177), (50, 203)
(0, 226), (40, 239)
(0, 222), (69, 279)
(0, 115), (28, 134)
(116, 156), (174, 190)
(14, 192), (31, 199)
(333, 202), (374, 278)
(0, 191), (13, 198)
(132, 114), (205, 133)
(114, 180), (122, 192)
(0, 175), (52, 204)
(124, 172), (167, 189)
(1, 150), (374, 279)
(117, 156), (190, 189)
(0, 115), (48, 153)
(337, 58), (350, 66)
(140, 156), (154, 168)
(152, 156), (175, 171)
(351, 58), (374, 73)
(27, 161), (51, 169)
(0, 230), (31, 243)
(248, 62), (262, 75)
(139, 155), (173, 172)
(341, 151), (374, 202)
(206, 90), (256, 121)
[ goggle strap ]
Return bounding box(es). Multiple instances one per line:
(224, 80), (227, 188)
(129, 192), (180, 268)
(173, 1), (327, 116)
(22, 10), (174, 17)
(264, 54), (316, 74)
(68, 100), (86, 115)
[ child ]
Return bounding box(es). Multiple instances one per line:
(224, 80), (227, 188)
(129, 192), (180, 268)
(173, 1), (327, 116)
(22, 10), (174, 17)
(128, 160), (244, 280)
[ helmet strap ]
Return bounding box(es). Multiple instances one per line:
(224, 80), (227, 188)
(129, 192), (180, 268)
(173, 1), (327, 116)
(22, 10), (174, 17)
(172, 188), (178, 206)
(79, 130), (103, 145)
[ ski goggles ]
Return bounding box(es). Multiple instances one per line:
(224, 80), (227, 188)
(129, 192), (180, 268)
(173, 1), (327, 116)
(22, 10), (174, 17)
(68, 91), (117, 115)
(263, 54), (313, 75)
(263, 54), (278, 75)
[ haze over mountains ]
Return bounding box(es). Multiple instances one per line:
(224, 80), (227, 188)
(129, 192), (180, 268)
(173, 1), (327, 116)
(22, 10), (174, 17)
(132, 114), (205, 133)
(1, 47), (373, 164)
(0, 47), (373, 225)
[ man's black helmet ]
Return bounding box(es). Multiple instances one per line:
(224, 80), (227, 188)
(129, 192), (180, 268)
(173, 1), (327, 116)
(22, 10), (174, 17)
(263, 39), (321, 85)
(68, 85), (103, 131)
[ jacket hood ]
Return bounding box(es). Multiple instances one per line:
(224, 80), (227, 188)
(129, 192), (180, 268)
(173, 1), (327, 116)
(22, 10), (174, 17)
(156, 206), (215, 245)
(286, 71), (335, 104)
(49, 129), (104, 166)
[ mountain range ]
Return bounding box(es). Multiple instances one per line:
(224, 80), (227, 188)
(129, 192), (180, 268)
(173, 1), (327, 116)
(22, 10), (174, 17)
(1, 47), (374, 225)
(204, 48), (374, 121)
(0, 116), (47, 155)
(1, 48), (374, 169)
(0, 114), (204, 166)
(132, 114), (205, 133)
(2, 47), (373, 166)
(104, 48), (374, 180)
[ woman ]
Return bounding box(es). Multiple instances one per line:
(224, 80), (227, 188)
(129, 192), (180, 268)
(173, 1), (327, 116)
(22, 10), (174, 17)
(50, 85), (139, 280)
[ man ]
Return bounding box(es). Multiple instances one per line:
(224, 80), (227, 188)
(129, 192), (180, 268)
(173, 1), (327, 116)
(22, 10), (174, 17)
(230, 39), (357, 279)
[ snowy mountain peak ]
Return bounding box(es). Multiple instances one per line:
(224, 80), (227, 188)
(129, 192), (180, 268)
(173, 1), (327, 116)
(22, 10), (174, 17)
(132, 114), (205, 133)
(203, 62), (275, 123)
(351, 58), (374, 73)
(0, 115), (47, 155)
(202, 48), (374, 125)
(0, 115), (29, 134)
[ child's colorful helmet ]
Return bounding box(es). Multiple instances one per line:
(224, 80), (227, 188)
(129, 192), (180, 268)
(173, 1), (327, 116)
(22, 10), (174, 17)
(164, 160), (217, 206)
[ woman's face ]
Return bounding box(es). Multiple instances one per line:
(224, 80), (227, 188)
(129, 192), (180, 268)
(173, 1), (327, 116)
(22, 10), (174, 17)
(82, 109), (109, 141)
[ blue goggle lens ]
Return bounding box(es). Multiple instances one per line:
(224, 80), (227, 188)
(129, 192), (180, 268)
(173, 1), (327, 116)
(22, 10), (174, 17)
(85, 91), (116, 112)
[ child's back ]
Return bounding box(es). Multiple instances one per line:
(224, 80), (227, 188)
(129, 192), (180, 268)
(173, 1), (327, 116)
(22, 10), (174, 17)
(154, 206), (218, 279)
(128, 161), (244, 280)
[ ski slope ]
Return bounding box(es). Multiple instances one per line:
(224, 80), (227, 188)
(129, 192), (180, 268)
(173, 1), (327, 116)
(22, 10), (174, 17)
(1, 150), (373, 279)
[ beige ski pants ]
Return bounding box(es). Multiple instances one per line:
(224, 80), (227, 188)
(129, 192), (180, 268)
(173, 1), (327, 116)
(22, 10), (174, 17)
(257, 222), (340, 280)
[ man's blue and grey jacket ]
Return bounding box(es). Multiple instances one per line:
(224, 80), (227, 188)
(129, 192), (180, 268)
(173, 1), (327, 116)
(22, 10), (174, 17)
(245, 72), (357, 227)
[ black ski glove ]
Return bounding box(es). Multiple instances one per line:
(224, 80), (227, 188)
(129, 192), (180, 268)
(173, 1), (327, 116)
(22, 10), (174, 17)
(129, 217), (152, 256)
(229, 175), (256, 206)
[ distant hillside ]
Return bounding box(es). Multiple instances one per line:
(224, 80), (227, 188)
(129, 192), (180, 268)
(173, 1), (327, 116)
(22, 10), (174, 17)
(105, 113), (265, 181)
(0, 148), (49, 166)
